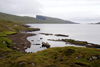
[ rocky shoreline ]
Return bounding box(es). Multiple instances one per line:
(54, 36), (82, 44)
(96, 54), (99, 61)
(48, 39), (100, 48)
(7, 33), (36, 53)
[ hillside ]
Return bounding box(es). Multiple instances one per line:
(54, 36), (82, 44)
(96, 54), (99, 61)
(96, 22), (100, 24)
(36, 15), (76, 24)
(0, 12), (76, 24)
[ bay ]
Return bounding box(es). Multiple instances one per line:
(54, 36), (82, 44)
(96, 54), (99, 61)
(25, 24), (100, 52)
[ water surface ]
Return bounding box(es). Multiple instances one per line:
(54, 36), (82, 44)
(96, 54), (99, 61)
(25, 24), (100, 52)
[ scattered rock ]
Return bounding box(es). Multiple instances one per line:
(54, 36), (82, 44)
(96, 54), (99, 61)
(87, 55), (100, 61)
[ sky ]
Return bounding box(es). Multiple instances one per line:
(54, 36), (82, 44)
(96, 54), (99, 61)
(0, 0), (100, 23)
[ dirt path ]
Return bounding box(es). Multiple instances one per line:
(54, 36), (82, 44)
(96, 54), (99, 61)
(7, 33), (36, 53)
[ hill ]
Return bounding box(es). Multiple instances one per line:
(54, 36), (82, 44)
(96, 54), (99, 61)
(36, 15), (76, 24)
(0, 12), (40, 23)
(0, 12), (76, 24)
(96, 22), (100, 24)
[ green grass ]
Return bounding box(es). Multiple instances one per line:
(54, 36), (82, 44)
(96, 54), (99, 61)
(0, 20), (100, 67)
(0, 36), (100, 67)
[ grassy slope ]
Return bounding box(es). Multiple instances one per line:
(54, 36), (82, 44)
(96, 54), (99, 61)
(0, 20), (100, 67)
(0, 12), (76, 24)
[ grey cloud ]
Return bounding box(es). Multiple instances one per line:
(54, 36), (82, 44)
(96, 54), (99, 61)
(0, 0), (42, 16)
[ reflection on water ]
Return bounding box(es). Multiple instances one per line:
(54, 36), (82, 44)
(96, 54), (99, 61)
(25, 24), (100, 52)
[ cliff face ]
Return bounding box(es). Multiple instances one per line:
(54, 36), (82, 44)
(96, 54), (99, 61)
(36, 15), (46, 20)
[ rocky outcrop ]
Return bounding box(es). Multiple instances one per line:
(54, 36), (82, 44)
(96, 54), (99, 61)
(42, 42), (50, 48)
(39, 33), (53, 36)
(48, 39), (100, 49)
(55, 34), (69, 37)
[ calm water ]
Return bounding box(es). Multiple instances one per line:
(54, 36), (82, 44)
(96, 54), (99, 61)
(25, 24), (100, 52)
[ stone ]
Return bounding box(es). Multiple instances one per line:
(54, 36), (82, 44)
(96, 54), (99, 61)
(42, 42), (50, 48)
(31, 62), (35, 66)
(31, 40), (34, 41)
(40, 38), (43, 39)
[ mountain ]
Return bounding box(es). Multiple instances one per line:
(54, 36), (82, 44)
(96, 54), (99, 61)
(36, 15), (76, 24)
(0, 12), (77, 24)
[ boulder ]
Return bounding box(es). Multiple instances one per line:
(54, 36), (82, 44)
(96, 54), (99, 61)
(42, 42), (50, 48)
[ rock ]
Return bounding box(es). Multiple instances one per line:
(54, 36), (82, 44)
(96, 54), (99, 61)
(22, 25), (30, 28)
(42, 42), (50, 48)
(87, 58), (92, 61)
(33, 44), (41, 45)
(13, 46), (16, 48)
(20, 43), (25, 46)
(31, 62), (35, 66)
(75, 56), (80, 59)
(86, 44), (100, 48)
(39, 33), (53, 36)
(17, 48), (20, 51)
(24, 47), (27, 49)
(2, 41), (5, 44)
(58, 56), (63, 58)
(55, 34), (69, 37)
(40, 38), (43, 39)
(20, 62), (25, 65)
(31, 40), (34, 41)
(92, 55), (97, 60)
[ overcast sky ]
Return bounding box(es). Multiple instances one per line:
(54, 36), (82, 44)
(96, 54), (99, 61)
(0, 0), (100, 23)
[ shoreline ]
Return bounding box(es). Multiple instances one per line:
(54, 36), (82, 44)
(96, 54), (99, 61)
(7, 33), (36, 53)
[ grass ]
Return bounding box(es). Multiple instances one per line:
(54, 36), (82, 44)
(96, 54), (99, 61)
(0, 20), (100, 67)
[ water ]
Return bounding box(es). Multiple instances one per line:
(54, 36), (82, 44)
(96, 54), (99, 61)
(25, 24), (100, 52)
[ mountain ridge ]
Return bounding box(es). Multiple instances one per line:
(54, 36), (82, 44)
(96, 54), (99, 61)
(0, 12), (77, 24)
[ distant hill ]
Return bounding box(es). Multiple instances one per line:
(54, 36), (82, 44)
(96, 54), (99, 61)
(96, 22), (100, 24)
(36, 15), (76, 24)
(0, 12), (77, 24)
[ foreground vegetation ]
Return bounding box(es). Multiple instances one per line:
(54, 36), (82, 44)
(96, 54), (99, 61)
(0, 20), (100, 67)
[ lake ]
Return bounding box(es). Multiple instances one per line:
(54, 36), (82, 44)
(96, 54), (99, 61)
(25, 24), (100, 52)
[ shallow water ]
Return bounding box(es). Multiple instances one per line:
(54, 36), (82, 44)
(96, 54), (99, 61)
(25, 24), (100, 52)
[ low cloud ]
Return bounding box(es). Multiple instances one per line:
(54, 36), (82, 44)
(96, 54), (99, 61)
(0, 0), (42, 17)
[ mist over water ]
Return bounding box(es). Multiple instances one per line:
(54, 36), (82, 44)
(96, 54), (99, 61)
(26, 24), (100, 52)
